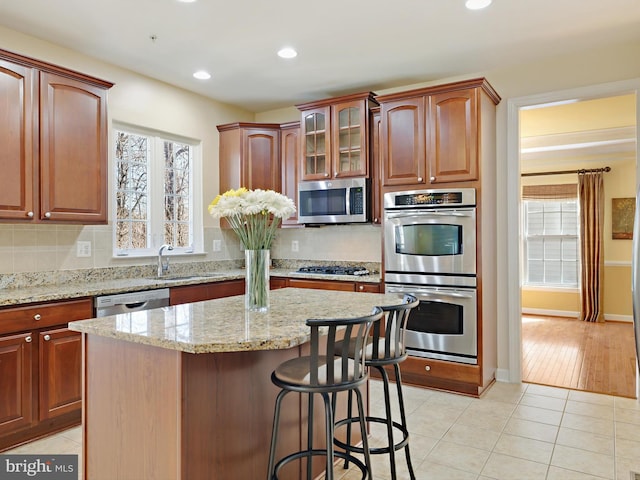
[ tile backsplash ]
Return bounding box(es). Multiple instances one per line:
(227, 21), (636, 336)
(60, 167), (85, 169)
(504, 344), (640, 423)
(0, 223), (383, 274)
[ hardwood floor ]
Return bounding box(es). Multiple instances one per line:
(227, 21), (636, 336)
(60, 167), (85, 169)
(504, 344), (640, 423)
(521, 314), (637, 398)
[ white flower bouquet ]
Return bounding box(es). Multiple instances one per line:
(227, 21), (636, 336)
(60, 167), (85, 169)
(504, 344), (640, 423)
(208, 188), (296, 311)
(208, 188), (296, 249)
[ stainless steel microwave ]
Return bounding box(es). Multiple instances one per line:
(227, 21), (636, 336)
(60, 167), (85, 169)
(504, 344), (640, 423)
(298, 177), (369, 224)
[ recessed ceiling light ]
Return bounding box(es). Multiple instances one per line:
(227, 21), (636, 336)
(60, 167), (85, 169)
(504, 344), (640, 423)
(177, 0), (197, 3)
(465, 0), (492, 10)
(193, 70), (211, 80)
(277, 47), (298, 59)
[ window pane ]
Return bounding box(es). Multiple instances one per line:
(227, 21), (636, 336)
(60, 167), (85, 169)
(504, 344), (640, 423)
(523, 196), (579, 288)
(163, 140), (192, 249)
(115, 131), (150, 250)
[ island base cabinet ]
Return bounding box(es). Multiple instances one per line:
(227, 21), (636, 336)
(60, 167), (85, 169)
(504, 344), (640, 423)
(83, 334), (362, 479)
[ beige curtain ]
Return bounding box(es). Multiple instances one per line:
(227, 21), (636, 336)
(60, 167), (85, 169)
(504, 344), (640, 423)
(578, 172), (605, 323)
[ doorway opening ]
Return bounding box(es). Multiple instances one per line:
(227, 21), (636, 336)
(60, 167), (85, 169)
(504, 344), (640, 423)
(505, 79), (640, 398)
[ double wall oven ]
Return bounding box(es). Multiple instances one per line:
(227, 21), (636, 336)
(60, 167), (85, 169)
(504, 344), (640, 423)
(384, 188), (478, 364)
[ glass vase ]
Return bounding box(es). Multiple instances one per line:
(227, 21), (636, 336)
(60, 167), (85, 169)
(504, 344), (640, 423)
(245, 249), (270, 312)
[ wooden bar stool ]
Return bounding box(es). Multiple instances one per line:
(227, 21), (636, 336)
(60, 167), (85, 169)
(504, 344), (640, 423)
(333, 294), (419, 479)
(267, 308), (383, 480)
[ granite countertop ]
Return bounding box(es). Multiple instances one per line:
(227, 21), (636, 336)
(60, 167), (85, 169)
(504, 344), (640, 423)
(69, 288), (402, 354)
(0, 268), (382, 307)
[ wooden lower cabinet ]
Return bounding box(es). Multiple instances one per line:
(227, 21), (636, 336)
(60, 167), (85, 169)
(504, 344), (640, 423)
(279, 277), (382, 293)
(0, 298), (92, 451)
(0, 332), (33, 437)
(38, 328), (82, 421)
(169, 279), (245, 305)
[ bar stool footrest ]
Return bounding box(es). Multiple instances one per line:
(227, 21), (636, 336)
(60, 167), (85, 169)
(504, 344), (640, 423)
(334, 416), (410, 455)
(272, 449), (369, 480)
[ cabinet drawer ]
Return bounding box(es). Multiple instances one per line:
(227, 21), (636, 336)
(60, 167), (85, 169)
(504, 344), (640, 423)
(401, 356), (480, 385)
(0, 298), (93, 335)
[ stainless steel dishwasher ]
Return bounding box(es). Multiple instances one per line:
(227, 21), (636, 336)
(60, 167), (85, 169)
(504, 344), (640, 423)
(95, 288), (171, 317)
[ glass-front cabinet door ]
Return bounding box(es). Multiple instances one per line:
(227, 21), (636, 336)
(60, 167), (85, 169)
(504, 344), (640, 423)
(298, 92), (377, 181)
(332, 100), (368, 177)
(302, 106), (331, 180)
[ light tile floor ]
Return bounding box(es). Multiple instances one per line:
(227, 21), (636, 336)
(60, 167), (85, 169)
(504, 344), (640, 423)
(3, 380), (640, 480)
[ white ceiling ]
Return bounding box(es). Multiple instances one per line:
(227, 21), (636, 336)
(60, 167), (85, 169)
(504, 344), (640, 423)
(1, 0), (640, 112)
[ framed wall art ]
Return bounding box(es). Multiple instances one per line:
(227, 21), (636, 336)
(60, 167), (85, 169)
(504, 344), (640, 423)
(612, 197), (635, 239)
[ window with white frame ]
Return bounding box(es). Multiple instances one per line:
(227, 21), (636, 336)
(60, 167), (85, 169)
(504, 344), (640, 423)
(522, 184), (579, 287)
(114, 125), (202, 256)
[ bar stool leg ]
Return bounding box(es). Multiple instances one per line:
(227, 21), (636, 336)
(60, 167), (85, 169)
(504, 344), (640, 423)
(268, 389), (288, 480)
(307, 394), (315, 480)
(354, 387), (373, 479)
(378, 366), (399, 479)
(393, 364), (416, 480)
(321, 392), (335, 480)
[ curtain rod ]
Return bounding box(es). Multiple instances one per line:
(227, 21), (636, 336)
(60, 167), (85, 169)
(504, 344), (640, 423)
(521, 166), (611, 177)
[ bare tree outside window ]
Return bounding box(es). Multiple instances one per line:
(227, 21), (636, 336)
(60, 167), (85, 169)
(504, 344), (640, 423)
(163, 140), (191, 247)
(115, 132), (149, 250)
(114, 128), (195, 255)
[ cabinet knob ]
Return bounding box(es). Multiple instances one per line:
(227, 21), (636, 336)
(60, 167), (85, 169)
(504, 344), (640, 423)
(25, 336), (32, 343)
(27, 211), (34, 218)
(44, 212), (52, 218)
(324, 173), (329, 178)
(417, 177), (423, 182)
(44, 335), (51, 341)
(424, 365), (431, 372)
(34, 314), (41, 321)
(358, 285), (364, 291)
(430, 176), (435, 182)
(374, 218), (378, 223)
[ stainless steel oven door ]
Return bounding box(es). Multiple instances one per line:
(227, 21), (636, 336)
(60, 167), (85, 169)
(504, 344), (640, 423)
(386, 283), (477, 364)
(384, 208), (476, 275)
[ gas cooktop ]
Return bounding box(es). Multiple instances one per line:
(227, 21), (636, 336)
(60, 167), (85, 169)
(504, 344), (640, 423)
(295, 265), (370, 276)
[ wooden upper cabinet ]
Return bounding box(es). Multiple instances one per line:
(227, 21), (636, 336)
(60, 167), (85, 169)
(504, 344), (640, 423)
(297, 92), (377, 181)
(377, 78), (500, 189)
(280, 122), (301, 226)
(40, 72), (109, 222)
(380, 96), (426, 186)
(0, 48), (113, 224)
(0, 60), (36, 221)
(427, 88), (478, 184)
(217, 123), (281, 193)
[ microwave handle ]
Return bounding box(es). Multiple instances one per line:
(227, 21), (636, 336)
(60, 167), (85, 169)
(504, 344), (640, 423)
(345, 187), (351, 214)
(385, 210), (474, 219)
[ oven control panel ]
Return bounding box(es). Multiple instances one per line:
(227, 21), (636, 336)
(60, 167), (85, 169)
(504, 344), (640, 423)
(384, 188), (475, 209)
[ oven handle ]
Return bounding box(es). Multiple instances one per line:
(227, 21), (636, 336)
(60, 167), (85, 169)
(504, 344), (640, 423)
(387, 287), (476, 299)
(385, 210), (474, 219)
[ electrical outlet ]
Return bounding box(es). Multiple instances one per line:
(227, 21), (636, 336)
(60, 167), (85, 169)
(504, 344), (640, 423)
(212, 239), (222, 252)
(291, 240), (299, 252)
(76, 240), (92, 257)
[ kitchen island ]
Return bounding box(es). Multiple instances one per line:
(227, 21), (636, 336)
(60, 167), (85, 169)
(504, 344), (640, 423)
(69, 287), (403, 480)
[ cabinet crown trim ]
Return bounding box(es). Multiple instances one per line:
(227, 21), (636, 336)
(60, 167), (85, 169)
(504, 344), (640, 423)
(295, 91), (378, 111)
(375, 77), (500, 105)
(0, 47), (114, 89)
(216, 122), (282, 132)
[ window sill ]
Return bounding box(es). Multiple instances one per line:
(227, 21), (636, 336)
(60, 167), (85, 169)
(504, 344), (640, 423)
(112, 251), (207, 260)
(522, 285), (579, 293)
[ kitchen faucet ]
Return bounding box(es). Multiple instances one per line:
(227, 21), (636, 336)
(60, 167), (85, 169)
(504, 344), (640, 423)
(158, 244), (173, 277)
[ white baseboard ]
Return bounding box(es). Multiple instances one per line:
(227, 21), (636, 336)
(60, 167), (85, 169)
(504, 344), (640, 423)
(495, 368), (513, 383)
(522, 308), (633, 323)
